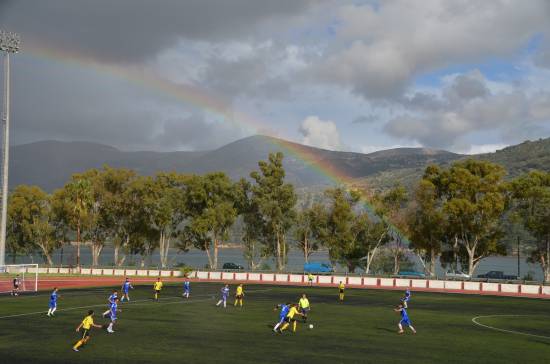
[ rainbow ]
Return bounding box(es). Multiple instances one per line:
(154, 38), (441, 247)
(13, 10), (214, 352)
(22, 41), (404, 238)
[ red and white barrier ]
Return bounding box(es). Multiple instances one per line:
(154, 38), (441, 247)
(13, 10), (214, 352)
(17, 266), (550, 299)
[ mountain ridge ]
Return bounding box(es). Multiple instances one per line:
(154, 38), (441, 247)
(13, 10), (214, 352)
(9, 135), (550, 192)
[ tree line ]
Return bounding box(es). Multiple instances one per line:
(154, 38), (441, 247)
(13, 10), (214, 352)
(6, 153), (550, 281)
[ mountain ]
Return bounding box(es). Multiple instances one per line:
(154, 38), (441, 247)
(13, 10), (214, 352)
(8, 135), (550, 192)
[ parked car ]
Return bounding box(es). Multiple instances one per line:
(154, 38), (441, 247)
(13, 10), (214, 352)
(222, 262), (244, 270)
(476, 271), (518, 280)
(304, 262), (334, 273)
(445, 271), (471, 279)
(397, 271), (426, 278)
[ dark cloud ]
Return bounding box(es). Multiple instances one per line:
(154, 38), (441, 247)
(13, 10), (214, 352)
(0, 0), (315, 62)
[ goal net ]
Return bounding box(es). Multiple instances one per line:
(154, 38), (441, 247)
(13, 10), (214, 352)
(0, 264), (39, 294)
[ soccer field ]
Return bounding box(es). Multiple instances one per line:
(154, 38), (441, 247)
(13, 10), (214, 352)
(0, 282), (549, 364)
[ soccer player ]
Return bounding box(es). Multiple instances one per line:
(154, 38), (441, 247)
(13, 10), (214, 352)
(338, 281), (345, 301)
(72, 310), (102, 352)
(234, 284), (244, 307)
(394, 304), (416, 334)
(120, 278), (133, 303)
(401, 289), (411, 308)
(280, 304), (303, 333)
(47, 287), (59, 317)
(103, 290), (118, 317)
(307, 273), (314, 286)
(216, 284), (230, 308)
(273, 303), (290, 332)
(106, 297), (121, 333)
(11, 274), (21, 296)
(182, 279), (190, 299)
(298, 293), (310, 323)
(153, 277), (163, 301)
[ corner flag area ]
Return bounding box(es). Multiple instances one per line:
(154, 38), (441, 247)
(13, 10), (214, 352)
(0, 281), (549, 363)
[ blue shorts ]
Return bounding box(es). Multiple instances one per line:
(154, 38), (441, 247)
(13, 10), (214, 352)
(108, 313), (117, 322)
(123, 290), (129, 295)
(184, 288), (190, 293)
(49, 301), (56, 309)
(400, 318), (411, 326)
(278, 316), (286, 324)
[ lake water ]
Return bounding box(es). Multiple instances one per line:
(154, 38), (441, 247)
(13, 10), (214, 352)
(9, 245), (543, 281)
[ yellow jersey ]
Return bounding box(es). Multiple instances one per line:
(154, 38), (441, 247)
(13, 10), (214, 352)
(154, 281), (163, 291)
(81, 315), (94, 330)
(236, 286), (243, 296)
(339, 282), (345, 290)
(287, 306), (299, 319)
(299, 298), (310, 308)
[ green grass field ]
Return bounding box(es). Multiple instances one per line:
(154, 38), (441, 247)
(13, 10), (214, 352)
(0, 283), (549, 364)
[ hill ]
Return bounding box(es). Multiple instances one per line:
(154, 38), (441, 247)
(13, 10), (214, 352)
(8, 135), (550, 192)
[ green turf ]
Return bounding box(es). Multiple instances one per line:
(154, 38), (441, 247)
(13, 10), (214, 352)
(0, 283), (549, 364)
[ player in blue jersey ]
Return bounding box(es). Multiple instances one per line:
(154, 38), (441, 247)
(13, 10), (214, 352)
(106, 297), (121, 333)
(215, 284), (230, 308)
(273, 303), (291, 332)
(182, 279), (190, 299)
(394, 304), (416, 334)
(401, 289), (411, 308)
(102, 290), (118, 317)
(120, 278), (133, 303)
(47, 287), (59, 317)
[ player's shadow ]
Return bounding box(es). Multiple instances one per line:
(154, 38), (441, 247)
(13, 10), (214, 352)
(376, 327), (395, 333)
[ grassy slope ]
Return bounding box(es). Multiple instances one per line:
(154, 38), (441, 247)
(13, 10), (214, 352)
(0, 283), (549, 364)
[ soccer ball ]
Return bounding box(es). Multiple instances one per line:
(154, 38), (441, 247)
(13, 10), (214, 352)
(309, 324), (314, 329)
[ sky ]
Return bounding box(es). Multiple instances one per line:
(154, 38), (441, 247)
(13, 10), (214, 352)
(1, 0), (550, 154)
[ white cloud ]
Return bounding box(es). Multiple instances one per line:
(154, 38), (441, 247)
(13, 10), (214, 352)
(299, 116), (341, 150)
(384, 70), (550, 149)
(316, 0), (550, 99)
(462, 143), (508, 155)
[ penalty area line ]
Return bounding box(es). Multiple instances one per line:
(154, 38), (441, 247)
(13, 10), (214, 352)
(471, 315), (550, 340)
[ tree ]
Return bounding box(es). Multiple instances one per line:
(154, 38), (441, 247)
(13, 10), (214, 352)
(181, 173), (238, 269)
(510, 171), (550, 281)
(294, 203), (325, 263)
(375, 185), (409, 274)
(317, 187), (389, 273)
(8, 185), (58, 265)
(100, 167), (137, 266)
(249, 153), (297, 271)
(57, 176), (93, 267)
(406, 180), (446, 276)
(235, 178), (269, 270)
(139, 173), (187, 268)
(425, 160), (508, 276)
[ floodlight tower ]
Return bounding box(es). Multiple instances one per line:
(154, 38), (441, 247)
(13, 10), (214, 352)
(0, 30), (20, 267)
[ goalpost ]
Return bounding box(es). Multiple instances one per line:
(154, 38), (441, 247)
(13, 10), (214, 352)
(0, 264), (38, 294)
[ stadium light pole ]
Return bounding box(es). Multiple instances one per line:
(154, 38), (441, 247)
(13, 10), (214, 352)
(0, 30), (20, 267)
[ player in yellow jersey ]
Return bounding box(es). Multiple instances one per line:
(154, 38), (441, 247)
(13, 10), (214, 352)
(298, 293), (310, 323)
(72, 310), (102, 352)
(280, 304), (303, 333)
(338, 281), (345, 301)
(153, 277), (163, 301)
(234, 284), (244, 307)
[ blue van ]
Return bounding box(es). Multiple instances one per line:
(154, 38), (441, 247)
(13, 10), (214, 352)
(304, 262), (334, 273)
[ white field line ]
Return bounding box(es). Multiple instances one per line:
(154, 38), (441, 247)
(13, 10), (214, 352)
(471, 315), (550, 340)
(0, 288), (272, 320)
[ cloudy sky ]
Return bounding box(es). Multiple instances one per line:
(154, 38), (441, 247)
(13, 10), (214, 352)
(1, 0), (550, 154)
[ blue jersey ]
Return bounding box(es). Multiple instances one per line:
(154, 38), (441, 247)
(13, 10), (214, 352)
(184, 281), (190, 291)
(122, 281), (132, 293)
(278, 304), (290, 320)
(49, 291), (58, 308)
(109, 293), (117, 304)
(221, 287), (229, 298)
(109, 302), (118, 320)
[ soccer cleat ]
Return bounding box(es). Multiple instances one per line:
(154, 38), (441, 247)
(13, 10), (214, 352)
(398, 330), (404, 334)
(73, 348), (79, 352)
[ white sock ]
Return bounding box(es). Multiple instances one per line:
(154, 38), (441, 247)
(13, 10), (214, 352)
(108, 323), (113, 331)
(273, 323), (280, 330)
(51, 307), (56, 314)
(47, 308), (51, 315)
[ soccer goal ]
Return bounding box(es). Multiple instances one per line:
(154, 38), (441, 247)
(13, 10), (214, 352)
(0, 264), (39, 294)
